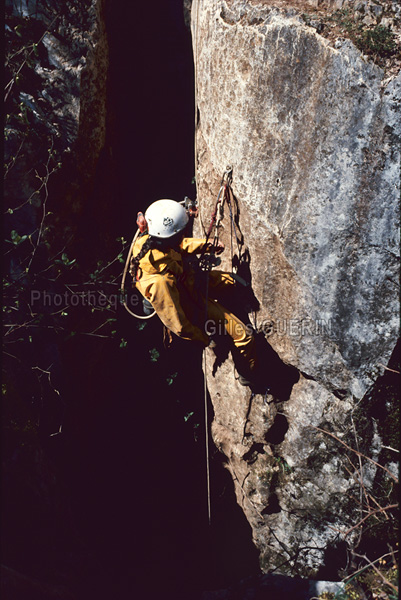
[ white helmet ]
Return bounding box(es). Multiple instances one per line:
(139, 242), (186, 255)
(145, 199), (189, 239)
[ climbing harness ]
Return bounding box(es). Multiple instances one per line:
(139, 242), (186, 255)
(200, 166), (244, 279)
(121, 198), (198, 320)
(204, 166), (232, 247)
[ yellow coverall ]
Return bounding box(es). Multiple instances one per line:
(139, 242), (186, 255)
(132, 234), (256, 371)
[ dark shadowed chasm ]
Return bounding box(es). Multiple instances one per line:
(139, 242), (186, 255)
(50, 2), (261, 599)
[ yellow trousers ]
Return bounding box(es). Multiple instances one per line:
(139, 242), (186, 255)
(204, 271), (256, 370)
(136, 268), (256, 371)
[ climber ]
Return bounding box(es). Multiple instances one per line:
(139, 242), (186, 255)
(130, 198), (259, 386)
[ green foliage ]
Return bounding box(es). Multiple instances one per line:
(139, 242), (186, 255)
(274, 456), (293, 474)
(4, 13), (130, 355)
(149, 348), (160, 362)
(55, 253), (77, 268)
(166, 372), (178, 386)
(325, 9), (398, 64)
(321, 558), (399, 600)
(6, 229), (29, 246)
(357, 24), (397, 57)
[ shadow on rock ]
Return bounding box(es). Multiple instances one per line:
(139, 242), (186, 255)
(250, 332), (300, 400)
(210, 330), (299, 401)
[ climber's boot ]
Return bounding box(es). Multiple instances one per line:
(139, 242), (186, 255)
(238, 374), (250, 386)
(236, 358), (257, 387)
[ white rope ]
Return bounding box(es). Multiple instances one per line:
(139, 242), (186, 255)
(193, 0), (201, 199)
(120, 229), (156, 320)
(201, 242), (212, 526)
(193, 0), (212, 526)
(203, 347), (211, 525)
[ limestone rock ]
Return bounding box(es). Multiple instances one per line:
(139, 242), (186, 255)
(192, 0), (400, 575)
(4, 0), (109, 237)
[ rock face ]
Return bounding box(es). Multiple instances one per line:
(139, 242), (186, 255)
(4, 0), (109, 251)
(191, 0), (400, 576)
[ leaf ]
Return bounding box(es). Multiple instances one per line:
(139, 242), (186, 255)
(149, 348), (160, 362)
(166, 371), (178, 385)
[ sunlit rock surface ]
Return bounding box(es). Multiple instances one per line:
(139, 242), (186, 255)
(192, 0), (400, 575)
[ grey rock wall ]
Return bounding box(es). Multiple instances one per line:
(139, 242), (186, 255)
(5, 0), (108, 225)
(192, 0), (400, 576)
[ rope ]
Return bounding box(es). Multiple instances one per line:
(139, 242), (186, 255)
(120, 230), (156, 320)
(203, 349), (211, 525)
(202, 232), (212, 525)
(226, 185), (242, 266)
(193, 1), (213, 525)
(193, 0), (201, 199)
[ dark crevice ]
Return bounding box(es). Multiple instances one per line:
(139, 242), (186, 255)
(315, 540), (349, 581)
(299, 370), (350, 400)
(243, 442), (265, 464)
(251, 334), (300, 399)
(261, 472), (281, 515)
(72, 2), (262, 597)
(262, 493), (281, 515)
(299, 370), (316, 381)
(265, 414), (289, 445)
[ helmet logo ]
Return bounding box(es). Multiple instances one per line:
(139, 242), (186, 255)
(163, 217), (174, 228)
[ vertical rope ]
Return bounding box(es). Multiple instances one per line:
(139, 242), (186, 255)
(193, 0), (201, 200)
(203, 267), (211, 526)
(194, 0), (212, 526)
(203, 348), (211, 526)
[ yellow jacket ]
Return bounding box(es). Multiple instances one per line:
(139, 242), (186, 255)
(132, 235), (210, 345)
